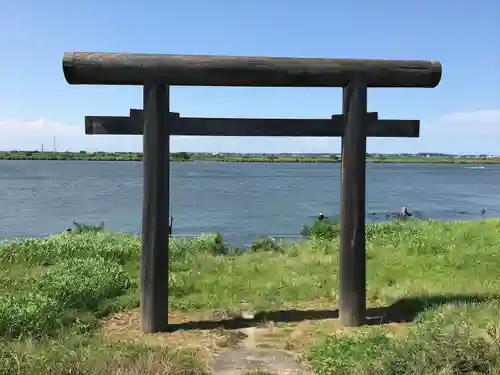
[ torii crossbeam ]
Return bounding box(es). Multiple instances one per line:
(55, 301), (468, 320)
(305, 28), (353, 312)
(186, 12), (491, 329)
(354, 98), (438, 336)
(84, 109), (419, 138)
(62, 52), (442, 332)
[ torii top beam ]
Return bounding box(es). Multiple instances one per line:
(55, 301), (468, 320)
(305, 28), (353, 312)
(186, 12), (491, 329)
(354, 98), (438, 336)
(62, 52), (442, 88)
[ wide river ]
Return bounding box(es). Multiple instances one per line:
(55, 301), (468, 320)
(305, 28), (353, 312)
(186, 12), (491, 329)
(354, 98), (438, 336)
(1, 160), (499, 246)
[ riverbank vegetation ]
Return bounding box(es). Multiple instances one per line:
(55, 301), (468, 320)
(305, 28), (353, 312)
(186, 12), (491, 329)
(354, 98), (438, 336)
(1, 219), (500, 374)
(1, 150), (499, 164)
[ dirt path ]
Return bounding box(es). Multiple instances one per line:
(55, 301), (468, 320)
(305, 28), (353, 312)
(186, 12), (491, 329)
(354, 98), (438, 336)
(210, 348), (311, 374)
(207, 325), (313, 374)
(99, 304), (407, 374)
(101, 309), (319, 374)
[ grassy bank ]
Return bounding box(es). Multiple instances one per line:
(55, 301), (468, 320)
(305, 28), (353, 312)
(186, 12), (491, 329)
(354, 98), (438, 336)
(1, 150), (499, 164)
(1, 219), (500, 374)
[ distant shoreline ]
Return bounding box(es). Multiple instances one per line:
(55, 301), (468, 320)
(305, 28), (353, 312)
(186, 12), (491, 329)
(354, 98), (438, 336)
(0, 151), (498, 164)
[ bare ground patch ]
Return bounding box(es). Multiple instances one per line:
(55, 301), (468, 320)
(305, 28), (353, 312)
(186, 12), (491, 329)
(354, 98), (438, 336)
(99, 300), (412, 374)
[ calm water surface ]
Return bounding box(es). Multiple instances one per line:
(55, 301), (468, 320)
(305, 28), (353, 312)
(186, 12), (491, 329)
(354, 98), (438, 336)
(1, 160), (499, 246)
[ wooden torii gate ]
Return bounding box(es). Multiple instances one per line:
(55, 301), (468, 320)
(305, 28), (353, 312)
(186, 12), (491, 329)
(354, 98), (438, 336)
(62, 52), (442, 332)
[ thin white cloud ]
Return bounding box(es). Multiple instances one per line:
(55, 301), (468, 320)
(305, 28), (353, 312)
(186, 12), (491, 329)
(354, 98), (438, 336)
(0, 119), (80, 136)
(429, 109), (500, 134)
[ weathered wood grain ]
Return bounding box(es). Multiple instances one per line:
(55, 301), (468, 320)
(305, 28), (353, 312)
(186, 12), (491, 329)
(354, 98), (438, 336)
(339, 81), (368, 327)
(85, 112), (419, 137)
(63, 52), (442, 88)
(85, 116), (141, 134)
(140, 83), (171, 333)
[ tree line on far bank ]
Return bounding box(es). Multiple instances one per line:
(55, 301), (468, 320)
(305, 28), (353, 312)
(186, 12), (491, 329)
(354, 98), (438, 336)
(0, 150), (498, 164)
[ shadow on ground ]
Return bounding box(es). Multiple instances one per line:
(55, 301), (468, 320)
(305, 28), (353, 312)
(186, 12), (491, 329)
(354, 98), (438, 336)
(165, 294), (500, 332)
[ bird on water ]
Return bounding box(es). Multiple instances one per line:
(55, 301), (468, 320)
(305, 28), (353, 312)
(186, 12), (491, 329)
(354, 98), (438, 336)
(400, 206), (412, 217)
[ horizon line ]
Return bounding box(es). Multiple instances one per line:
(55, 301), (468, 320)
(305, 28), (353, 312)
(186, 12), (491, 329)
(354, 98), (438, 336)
(0, 150), (497, 157)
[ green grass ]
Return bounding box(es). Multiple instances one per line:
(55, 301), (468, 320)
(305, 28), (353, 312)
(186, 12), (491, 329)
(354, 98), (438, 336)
(0, 336), (206, 375)
(1, 150), (498, 164)
(309, 302), (500, 375)
(1, 219), (500, 374)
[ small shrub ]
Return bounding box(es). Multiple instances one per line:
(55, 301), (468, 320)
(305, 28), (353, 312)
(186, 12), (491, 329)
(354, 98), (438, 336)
(301, 218), (340, 240)
(169, 232), (229, 262)
(308, 331), (397, 375)
(309, 316), (500, 375)
(0, 258), (133, 339)
(250, 237), (283, 252)
(0, 293), (63, 339)
(34, 258), (134, 310)
(168, 272), (197, 297)
(0, 232), (141, 265)
(399, 319), (498, 374)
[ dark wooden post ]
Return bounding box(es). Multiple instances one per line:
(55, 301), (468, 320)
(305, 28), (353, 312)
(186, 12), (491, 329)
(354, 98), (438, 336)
(339, 81), (368, 327)
(141, 83), (171, 333)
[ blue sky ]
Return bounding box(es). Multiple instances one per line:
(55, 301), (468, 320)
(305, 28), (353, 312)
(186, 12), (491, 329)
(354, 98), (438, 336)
(1, 0), (499, 154)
